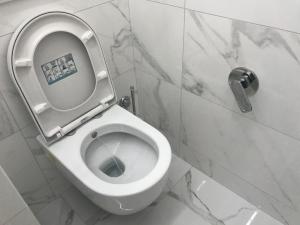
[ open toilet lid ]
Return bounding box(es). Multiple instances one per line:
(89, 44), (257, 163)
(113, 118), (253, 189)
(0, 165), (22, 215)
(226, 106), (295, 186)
(7, 11), (117, 144)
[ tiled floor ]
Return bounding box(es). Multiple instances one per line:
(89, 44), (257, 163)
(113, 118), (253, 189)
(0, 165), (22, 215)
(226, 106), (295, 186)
(35, 155), (283, 225)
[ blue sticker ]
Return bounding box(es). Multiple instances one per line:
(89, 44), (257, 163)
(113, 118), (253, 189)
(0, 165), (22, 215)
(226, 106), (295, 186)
(41, 53), (78, 85)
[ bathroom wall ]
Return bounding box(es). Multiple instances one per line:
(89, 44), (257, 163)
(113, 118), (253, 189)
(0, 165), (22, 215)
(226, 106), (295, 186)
(0, 0), (136, 215)
(130, 0), (300, 224)
(0, 165), (40, 225)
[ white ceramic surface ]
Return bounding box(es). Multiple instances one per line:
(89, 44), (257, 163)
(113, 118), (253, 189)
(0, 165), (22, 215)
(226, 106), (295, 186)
(38, 105), (171, 215)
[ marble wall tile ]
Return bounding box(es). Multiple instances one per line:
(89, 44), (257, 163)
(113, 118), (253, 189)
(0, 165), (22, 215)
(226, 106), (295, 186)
(181, 89), (300, 212)
(77, 0), (134, 78)
(183, 10), (300, 141)
(185, 0), (300, 34)
(112, 69), (138, 113)
(0, 92), (18, 141)
(130, 0), (184, 86)
(0, 0), (112, 37)
(0, 166), (26, 225)
(146, 0), (185, 7)
(4, 208), (40, 225)
(136, 71), (181, 144)
(0, 132), (56, 213)
(0, 35), (33, 129)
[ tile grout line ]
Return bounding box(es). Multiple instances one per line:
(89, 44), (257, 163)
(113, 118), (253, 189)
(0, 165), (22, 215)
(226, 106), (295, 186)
(129, 0), (141, 116)
(2, 207), (30, 225)
(144, 0), (300, 36)
(184, 88), (300, 146)
(184, 140), (299, 211)
(177, 0), (187, 158)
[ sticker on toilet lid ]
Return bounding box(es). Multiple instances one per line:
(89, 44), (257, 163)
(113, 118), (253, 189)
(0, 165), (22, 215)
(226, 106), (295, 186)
(41, 53), (78, 85)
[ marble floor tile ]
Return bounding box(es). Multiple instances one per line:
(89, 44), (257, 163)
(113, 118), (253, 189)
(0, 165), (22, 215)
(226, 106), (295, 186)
(167, 154), (192, 189)
(170, 167), (283, 225)
(4, 208), (40, 225)
(0, 35), (33, 129)
(0, 91), (18, 141)
(42, 164), (283, 225)
(61, 186), (105, 224)
(181, 89), (300, 210)
(0, 166), (26, 225)
(36, 198), (86, 225)
(177, 144), (300, 225)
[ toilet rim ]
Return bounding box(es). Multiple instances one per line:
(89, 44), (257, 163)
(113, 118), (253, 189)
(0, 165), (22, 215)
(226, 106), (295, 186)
(39, 105), (172, 197)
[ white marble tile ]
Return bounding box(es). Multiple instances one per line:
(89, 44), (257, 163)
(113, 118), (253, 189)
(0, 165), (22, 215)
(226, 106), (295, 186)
(36, 198), (85, 225)
(0, 34), (33, 129)
(21, 123), (71, 199)
(0, 132), (35, 176)
(130, 0), (184, 86)
(61, 186), (108, 224)
(183, 10), (300, 141)
(136, 71), (181, 143)
(77, 0), (134, 78)
(0, 91), (18, 141)
(5, 208), (40, 225)
(112, 69), (138, 114)
(35, 154), (71, 197)
(171, 167), (283, 225)
(0, 0), (111, 37)
(167, 154), (192, 189)
(181, 90), (300, 211)
(0, 166), (26, 225)
(179, 143), (300, 225)
(21, 123), (44, 155)
(93, 195), (211, 225)
(186, 0), (300, 34)
(0, 132), (56, 212)
(146, 0), (184, 7)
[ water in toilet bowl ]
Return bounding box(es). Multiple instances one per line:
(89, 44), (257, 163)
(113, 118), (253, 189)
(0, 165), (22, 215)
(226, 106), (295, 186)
(84, 132), (158, 184)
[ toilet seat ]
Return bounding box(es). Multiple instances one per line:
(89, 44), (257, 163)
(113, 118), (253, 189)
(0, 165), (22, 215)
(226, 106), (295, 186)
(7, 11), (116, 144)
(37, 105), (171, 197)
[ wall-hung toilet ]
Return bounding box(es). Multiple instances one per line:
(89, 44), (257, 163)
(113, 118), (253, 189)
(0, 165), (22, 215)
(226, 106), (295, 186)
(7, 11), (171, 215)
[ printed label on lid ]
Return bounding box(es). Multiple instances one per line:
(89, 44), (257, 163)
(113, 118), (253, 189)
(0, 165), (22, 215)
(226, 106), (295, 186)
(41, 53), (78, 85)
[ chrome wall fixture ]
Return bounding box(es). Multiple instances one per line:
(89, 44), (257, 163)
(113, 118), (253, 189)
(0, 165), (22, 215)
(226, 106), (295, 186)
(118, 86), (137, 115)
(228, 67), (259, 113)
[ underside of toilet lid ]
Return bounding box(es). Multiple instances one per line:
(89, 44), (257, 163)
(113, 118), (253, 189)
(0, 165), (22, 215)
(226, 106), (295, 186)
(7, 11), (116, 144)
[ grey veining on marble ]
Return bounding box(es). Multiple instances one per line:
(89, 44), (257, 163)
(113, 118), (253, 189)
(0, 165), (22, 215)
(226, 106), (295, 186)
(0, 92), (17, 141)
(185, 0), (300, 34)
(136, 72), (181, 144)
(180, 89), (300, 224)
(170, 168), (283, 225)
(130, 0), (184, 86)
(77, 0), (134, 79)
(146, 0), (185, 7)
(183, 10), (300, 142)
(35, 157), (283, 225)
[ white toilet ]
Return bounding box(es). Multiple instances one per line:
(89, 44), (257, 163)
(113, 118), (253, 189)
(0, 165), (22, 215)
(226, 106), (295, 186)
(7, 11), (171, 215)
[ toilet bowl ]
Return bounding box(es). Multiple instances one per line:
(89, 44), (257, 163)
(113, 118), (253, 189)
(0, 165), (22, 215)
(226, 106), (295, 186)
(7, 11), (171, 215)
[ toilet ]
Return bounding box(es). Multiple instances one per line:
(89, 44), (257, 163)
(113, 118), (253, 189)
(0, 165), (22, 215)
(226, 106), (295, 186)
(7, 11), (171, 215)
